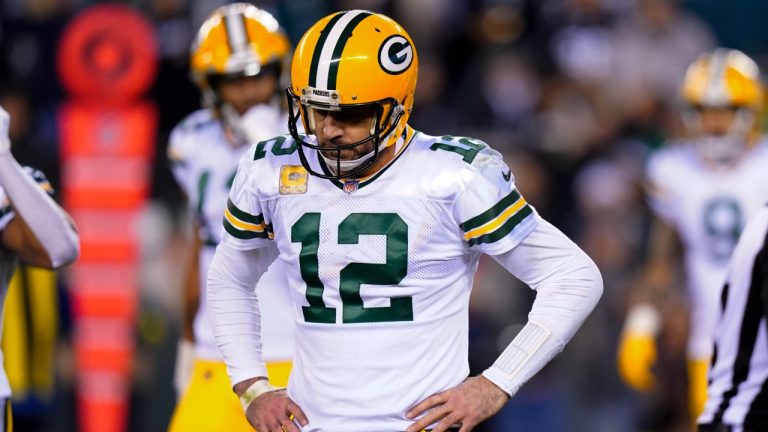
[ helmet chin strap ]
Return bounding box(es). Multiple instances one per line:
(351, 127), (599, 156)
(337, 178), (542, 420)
(320, 126), (404, 176)
(320, 138), (388, 175)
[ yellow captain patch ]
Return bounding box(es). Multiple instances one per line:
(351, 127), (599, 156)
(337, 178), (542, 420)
(280, 165), (308, 195)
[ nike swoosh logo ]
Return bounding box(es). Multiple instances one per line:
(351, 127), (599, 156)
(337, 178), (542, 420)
(502, 170), (511, 182)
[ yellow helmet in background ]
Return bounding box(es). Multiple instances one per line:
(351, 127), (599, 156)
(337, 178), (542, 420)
(682, 48), (763, 110)
(680, 48), (764, 166)
(190, 3), (290, 109)
(287, 10), (419, 179)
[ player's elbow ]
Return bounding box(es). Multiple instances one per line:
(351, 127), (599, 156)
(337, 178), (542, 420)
(584, 255), (604, 310)
(48, 232), (80, 269)
(562, 249), (604, 315)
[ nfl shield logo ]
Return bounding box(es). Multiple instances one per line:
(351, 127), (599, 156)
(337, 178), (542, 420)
(343, 179), (359, 193)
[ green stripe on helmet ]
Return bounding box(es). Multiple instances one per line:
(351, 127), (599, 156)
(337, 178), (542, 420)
(327, 11), (372, 90)
(308, 12), (345, 88)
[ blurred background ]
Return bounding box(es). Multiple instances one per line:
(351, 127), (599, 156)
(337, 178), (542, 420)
(2, 0), (767, 431)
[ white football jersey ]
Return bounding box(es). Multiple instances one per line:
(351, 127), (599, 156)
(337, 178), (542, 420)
(223, 127), (539, 431)
(646, 139), (768, 359)
(169, 108), (294, 362)
(0, 168), (54, 398)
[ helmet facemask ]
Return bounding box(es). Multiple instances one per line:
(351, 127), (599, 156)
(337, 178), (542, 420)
(682, 106), (756, 167)
(203, 64), (282, 145)
(287, 87), (405, 179)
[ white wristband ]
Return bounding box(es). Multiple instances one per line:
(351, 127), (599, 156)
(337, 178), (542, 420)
(623, 303), (661, 335)
(239, 379), (282, 411)
(482, 321), (553, 396)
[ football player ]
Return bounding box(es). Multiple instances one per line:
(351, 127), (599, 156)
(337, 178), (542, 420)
(0, 105), (79, 431)
(207, 10), (603, 432)
(618, 48), (768, 419)
(166, 4), (294, 432)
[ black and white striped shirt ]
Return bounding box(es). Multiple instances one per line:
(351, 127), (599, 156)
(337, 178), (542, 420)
(699, 207), (768, 431)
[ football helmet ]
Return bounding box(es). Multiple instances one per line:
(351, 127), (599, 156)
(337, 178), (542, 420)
(190, 4), (290, 141)
(287, 10), (418, 178)
(680, 48), (763, 166)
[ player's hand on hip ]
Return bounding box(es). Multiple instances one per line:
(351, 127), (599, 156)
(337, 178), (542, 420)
(405, 375), (509, 432)
(245, 389), (308, 432)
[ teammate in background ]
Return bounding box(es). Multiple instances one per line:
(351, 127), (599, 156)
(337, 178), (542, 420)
(698, 205), (768, 431)
(208, 10), (602, 432)
(166, 4), (294, 432)
(0, 105), (79, 430)
(618, 48), (768, 420)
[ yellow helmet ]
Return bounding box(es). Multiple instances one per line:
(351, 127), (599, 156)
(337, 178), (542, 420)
(682, 48), (762, 110)
(287, 10), (418, 178)
(190, 3), (290, 109)
(680, 49), (764, 166)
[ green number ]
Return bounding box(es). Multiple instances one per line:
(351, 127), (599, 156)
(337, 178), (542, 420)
(703, 197), (743, 262)
(253, 136), (297, 160)
(253, 140), (268, 160)
(429, 135), (487, 163)
(291, 213), (336, 323)
(196, 171), (211, 216)
(338, 213), (411, 323)
(291, 213), (413, 324)
(271, 136), (297, 155)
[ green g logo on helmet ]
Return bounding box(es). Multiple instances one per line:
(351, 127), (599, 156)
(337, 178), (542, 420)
(378, 35), (413, 75)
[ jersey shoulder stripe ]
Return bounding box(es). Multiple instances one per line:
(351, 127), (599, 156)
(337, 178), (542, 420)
(461, 189), (533, 246)
(223, 198), (273, 240)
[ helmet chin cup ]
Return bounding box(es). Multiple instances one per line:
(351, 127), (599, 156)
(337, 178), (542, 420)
(695, 135), (746, 167)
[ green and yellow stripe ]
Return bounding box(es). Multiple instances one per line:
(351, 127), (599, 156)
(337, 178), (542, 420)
(308, 10), (372, 90)
(461, 190), (533, 246)
(222, 198), (273, 240)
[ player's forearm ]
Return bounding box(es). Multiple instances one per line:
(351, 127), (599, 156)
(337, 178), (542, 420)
(0, 152), (79, 268)
(207, 241), (270, 386)
(484, 219), (603, 396)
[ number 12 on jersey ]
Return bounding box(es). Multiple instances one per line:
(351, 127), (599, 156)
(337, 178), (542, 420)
(291, 212), (413, 324)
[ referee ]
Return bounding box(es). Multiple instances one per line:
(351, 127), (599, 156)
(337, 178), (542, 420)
(699, 206), (768, 432)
